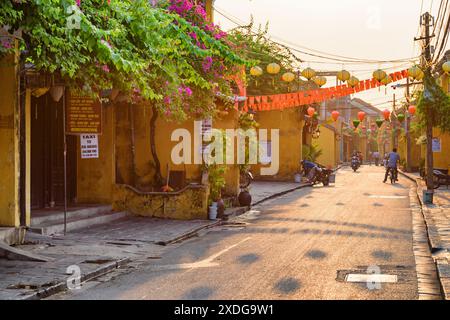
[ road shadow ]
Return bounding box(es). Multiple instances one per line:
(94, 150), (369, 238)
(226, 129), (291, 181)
(371, 250), (393, 261)
(305, 249), (327, 260)
(274, 277), (301, 294)
(237, 253), (260, 265)
(182, 286), (215, 300)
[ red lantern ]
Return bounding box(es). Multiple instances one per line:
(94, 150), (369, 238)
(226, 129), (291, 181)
(331, 110), (340, 121)
(383, 109), (391, 121)
(307, 107), (315, 117)
(408, 105), (416, 116)
(358, 111), (366, 121)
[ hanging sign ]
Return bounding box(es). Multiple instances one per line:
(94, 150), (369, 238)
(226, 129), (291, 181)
(80, 134), (99, 159)
(66, 90), (102, 135)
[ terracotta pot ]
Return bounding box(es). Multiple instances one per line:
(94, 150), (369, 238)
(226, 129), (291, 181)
(238, 191), (252, 207)
(217, 199), (225, 218)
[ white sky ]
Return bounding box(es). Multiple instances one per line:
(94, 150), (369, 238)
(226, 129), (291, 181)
(214, 0), (445, 111)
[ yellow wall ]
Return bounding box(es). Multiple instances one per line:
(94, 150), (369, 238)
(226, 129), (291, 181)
(77, 102), (116, 203)
(252, 108), (304, 181)
(316, 125), (337, 168)
(432, 127), (450, 171)
(0, 51), (21, 227)
(112, 103), (241, 218)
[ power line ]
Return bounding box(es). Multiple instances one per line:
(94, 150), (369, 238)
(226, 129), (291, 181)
(215, 7), (420, 65)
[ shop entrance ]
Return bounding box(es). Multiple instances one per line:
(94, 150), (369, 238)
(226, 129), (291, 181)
(30, 93), (77, 209)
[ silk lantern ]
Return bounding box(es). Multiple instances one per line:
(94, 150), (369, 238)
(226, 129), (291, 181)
(383, 109), (391, 121)
(302, 68), (316, 80)
(358, 111), (366, 121)
(331, 110), (340, 121)
(408, 105), (416, 116)
(337, 70), (351, 82)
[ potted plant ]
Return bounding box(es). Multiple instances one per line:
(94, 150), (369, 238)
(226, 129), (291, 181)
(206, 164), (227, 220)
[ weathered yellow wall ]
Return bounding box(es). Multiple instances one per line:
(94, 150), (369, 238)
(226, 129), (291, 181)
(252, 108), (304, 181)
(77, 103), (116, 203)
(432, 128), (450, 171)
(316, 125), (337, 168)
(0, 51), (21, 227)
(113, 184), (209, 220)
(113, 104), (241, 218)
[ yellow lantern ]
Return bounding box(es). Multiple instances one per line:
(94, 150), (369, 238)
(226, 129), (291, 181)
(347, 76), (360, 87)
(415, 69), (424, 80)
(281, 72), (295, 82)
(301, 67), (316, 80)
(337, 70), (350, 82)
(442, 61), (450, 75)
(267, 63), (281, 74)
(408, 65), (422, 79)
(250, 66), (263, 77)
(312, 76), (327, 87)
(373, 69), (387, 82)
(380, 75), (393, 85)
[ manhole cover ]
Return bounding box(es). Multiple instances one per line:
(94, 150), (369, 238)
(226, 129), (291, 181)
(345, 274), (398, 283)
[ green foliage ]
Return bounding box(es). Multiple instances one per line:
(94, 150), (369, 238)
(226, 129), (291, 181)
(227, 20), (313, 96)
(417, 72), (450, 132)
(206, 164), (227, 202)
(302, 143), (323, 162)
(1, 0), (249, 120)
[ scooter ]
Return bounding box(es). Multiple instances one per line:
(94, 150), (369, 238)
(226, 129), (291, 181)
(351, 157), (360, 172)
(240, 169), (254, 189)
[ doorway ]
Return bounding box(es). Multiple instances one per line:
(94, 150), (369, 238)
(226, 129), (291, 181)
(30, 93), (77, 210)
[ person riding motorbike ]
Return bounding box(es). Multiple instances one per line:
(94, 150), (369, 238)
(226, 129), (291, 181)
(383, 148), (400, 183)
(351, 152), (360, 171)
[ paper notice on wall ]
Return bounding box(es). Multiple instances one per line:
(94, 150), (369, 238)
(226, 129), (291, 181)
(432, 138), (441, 153)
(80, 134), (99, 159)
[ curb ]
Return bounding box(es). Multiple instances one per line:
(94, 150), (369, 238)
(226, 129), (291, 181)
(155, 220), (224, 246)
(21, 258), (131, 300)
(399, 170), (448, 300)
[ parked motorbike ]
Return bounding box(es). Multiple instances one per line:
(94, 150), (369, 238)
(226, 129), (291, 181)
(301, 162), (333, 186)
(239, 169), (254, 189)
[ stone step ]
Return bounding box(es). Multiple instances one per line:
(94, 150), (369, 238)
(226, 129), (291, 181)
(31, 205), (113, 226)
(30, 211), (128, 236)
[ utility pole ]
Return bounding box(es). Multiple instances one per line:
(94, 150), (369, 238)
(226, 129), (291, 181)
(405, 77), (412, 172)
(392, 93), (397, 148)
(415, 12), (435, 192)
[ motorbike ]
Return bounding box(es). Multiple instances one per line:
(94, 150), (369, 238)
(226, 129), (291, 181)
(302, 162), (333, 186)
(239, 169), (254, 189)
(351, 157), (360, 172)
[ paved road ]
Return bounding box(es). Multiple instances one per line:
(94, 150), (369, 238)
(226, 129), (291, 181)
(53, 166), (419, 300)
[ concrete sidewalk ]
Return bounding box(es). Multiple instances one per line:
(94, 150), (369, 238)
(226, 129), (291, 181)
(0, 181), (311, 300)
(400, 170), (450, 299)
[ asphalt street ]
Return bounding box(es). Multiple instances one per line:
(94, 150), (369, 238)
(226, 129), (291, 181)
(52, 165), (418, 300)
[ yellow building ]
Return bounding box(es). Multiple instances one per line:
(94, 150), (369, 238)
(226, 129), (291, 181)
(251, 108), (305, 181)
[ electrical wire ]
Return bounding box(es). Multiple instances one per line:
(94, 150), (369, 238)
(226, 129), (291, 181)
(215, 6), (420, 65)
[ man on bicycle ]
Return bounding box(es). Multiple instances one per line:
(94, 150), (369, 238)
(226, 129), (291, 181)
(383, 148), (400, 183)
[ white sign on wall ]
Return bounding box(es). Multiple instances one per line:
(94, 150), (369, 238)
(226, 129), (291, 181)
(432, 138), (442, 153)
(80, 134), (99, 159)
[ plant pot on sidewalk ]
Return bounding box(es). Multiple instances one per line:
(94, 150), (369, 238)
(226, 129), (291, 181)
(238, 190), (252, 207)
(209, 202), (218, 220)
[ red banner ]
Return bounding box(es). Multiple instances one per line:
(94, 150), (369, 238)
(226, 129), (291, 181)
(247, 69), (408, 112)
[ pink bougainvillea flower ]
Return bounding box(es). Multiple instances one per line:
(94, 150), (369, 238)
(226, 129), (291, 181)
(202, 56), (213, 72)
(102, 65), (110, 73)
(184, 86), (193, 96)
(76, 0), (81, 6)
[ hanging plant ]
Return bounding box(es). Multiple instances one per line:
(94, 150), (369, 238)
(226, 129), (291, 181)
(353, 119), (361, 129)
